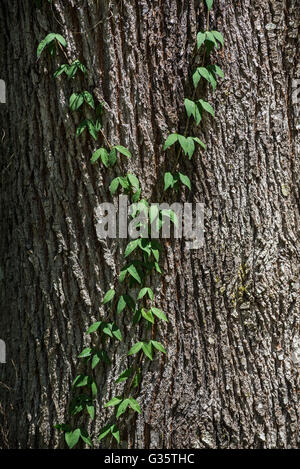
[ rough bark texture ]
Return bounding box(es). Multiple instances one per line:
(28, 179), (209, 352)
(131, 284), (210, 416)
(0, 0), (299, 449)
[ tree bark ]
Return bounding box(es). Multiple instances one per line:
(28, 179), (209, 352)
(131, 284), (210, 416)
(0, 0), (299, 449)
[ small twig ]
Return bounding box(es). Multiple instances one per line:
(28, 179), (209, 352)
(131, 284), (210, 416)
(100, 129), (112, 150)
(57, 40), (71, 65)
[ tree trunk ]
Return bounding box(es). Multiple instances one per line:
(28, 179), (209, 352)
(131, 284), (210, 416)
(0, 0), (299, 449)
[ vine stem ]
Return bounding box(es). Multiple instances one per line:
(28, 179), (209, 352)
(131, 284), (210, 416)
(100, 128), (112, 150)
(57, 40), (71, 65)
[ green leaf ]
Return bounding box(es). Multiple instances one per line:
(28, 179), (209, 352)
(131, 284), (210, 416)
(104, 396), (123, 408)
(178, 172), (191, 190)
(76, 119), (98, 140)
(103, 289), (115, 304)
(53, 34), (67, 48)
(118, 176), (130, 191)
(54, 64), (68, 78)
(76, 119), (88, 137)
(91, 148), (109, 166)
(163, 133), (178, 150)
(138, 287), (154, 301)
(194, 108), (202, 126)
(124, 239), (140, 257)
(98, 424), (112, 442)
(211, 30), (224, 47)
(151, 242), (160, 262)
(67, 60), (87, 79)
(205, 31), (218, 48)
(83, 91), (95, 109)
(184, 99), (201, 125)
(70, 92), (84, 111)
(91, 354), (101, 369)
(193, 137), (207, 150)
(110, 177), (120, 195)
(94, 118), (102, 132)
(116, 399), (130, 418)
(119, 266), (128, 283)
(161, 209), (179, 228)
(184, 98), (195, 118)
(101, 323), (113, 338)
(132, 188), (141, 203)
(142, 341), (153, 360)
(128, 264), (142, 284)
(151, 340), (167, 354)
(91, 379), (97, 397)
(127, 174), (140, 190)
(142, 308), (155, 324)
(197, 67), (211, 83)
(151, 307), (168, 322)
(76, 60), (87, 75)
(91, 350), (110, 368)
(80, 429), (93, 447)
(193, 70), (201, 89)
(86, 322), (101, 334)
(198, 99), (215, 117)
(211, 64), (224, 78)
(98, 422), (120, 444)
(111, 323), (122, 342)
(117, 294), (135, 313)
(178, 135), (189, 156)
(55, 423), (71, 433)
(67, 63), (76, 79)
(73, 375), (89, 388)
(108, 148), (117, 167)
(149, 205), (159, 225)
(133, 308), (142, 325)
(133, 368), (141, 388)
(117, 295), (127, 314)
(208, 71), (217, 90)
(116, 368), (132, 384)
(205, 0), (213, 10)
(128, 342), (143, 356)
(37, 33), (67, 59)
(65, 428), (81, 449)
(69, 396), (85, 415)
(78, 347), (93, 358)
(114, 145), (132, 158)
(86, 120), (98, 140)
(111, 424), (120, 443)
(164, 172), (175, 191)
(138, 239), (151, 257)
(197, 31), (206, 49)
(131, 200), (149, 218)
(178, 135), (195, 158)
(128, 398), (142, 414)
(140, 240), (152, 256)
(150, 240), (161, 257)
(87, 405), (95, 420)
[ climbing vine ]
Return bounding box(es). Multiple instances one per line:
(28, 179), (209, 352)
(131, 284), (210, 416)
(35, 0), (224, 448)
